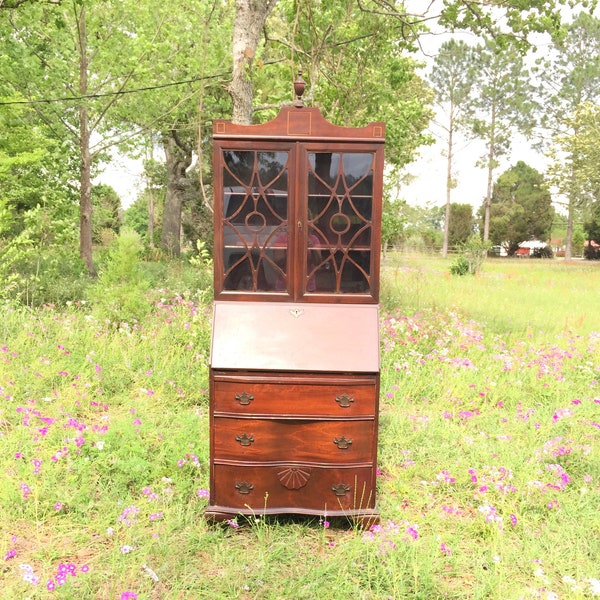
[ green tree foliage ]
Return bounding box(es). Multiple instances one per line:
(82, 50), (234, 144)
(549, 102), (600, 259)
(450, 234), (492, 276)
(273, 0), (433, 169)
(465, 39), (536, 242)
(381, 197), (406, 255)
(91, 184), (121, 244)
(105, 0), (232, 256)
(0, 94), (81, 304)
(430, 39), (472, 257)
(89, 228), (150, 324)
(436, 0), (596, 46)
(488, 161), (554, 256)
(448, 203), (473, 250)
(540, 13), (600, 258)
(0, 0), (149, 273)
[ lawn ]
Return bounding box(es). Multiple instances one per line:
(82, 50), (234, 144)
(1, 257), (598, 599)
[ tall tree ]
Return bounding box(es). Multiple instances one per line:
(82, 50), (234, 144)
(0, 0), (168, 273)
(539, 13), (600, 259)
(430, 39), (472, 257)
(465, 38), (536, 241)
(229, 0), (278, 125)
(108, 0), (231, 256)
(271, 0), (433, 168)
(551, 102), (600, 255)
(488, 161), (554, 255)
(160, 130), (192, 255)
(448, 202), (473, 249)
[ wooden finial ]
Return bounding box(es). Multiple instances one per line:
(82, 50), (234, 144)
(293, 69), (306, 106)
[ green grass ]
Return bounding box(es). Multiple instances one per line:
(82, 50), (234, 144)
(383, 254), (600, 336)
(0, 255), (599, 599)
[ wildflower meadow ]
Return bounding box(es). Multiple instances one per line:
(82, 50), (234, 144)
(1, 256), (598, 599)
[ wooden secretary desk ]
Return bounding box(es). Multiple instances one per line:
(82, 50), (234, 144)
(207, 80), (385, 525)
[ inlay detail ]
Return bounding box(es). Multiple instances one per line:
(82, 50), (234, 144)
(277, 467), (312, 489)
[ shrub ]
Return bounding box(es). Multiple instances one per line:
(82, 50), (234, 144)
(583, 243), (600, 260)
(450, 255), (470, 276)
(88, 228), (151, 324)
(450, 235), (492, 276)
(531, 246), (554, 259)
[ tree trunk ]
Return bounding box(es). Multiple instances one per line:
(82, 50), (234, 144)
(229, 0), (278, 125)
(161, 130), (192, 256)
(564, 123), (580, 261)
(77, 5), (95, 276)
(483, 110), (497, 243)
(148, 191), (155, 249)
(442, 113), (454, 258)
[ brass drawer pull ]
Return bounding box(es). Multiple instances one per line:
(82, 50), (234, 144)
(235, 433), (254, 447)
(333, 436), (352, 450)
(335, 393), (354, 408)
(235, 391), (254, 406)
(332, 483), (351, 497)
(235, 481), (254, 494)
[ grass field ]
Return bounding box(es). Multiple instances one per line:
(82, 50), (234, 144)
(1, 256), (598, 599)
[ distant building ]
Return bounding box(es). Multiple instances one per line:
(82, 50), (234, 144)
(517, 239), (549, 257)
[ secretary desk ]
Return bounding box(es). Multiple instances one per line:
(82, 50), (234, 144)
(206, 76), (385, 525)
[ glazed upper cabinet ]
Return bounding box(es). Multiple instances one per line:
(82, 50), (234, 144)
(212, 106), (385, 303)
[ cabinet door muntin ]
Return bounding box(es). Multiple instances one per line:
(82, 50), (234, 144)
(301, 147), (381, 298)
(218, 144), (294, 295)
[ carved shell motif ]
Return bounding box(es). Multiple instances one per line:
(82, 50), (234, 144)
(276, 467), (312, 490)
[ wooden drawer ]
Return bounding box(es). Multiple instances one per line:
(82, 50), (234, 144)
(212, 372), (378, 418)
(210, 463), (376, 513)
(213, 417), (375, 463)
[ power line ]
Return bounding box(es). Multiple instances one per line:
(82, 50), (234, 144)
(0, 71), (226, 107)
(0, 59), (286, 107)
(0, 24), (408, 108)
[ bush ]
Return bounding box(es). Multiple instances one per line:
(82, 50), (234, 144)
(450, 255), (470, 276)
(583, 244), (600, 260)
(88, 228), (151, 325)
(450, 235), (492, 276)
(531, 246), (554, 259)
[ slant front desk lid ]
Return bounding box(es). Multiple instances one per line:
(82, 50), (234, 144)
(210, 301), (380, 373)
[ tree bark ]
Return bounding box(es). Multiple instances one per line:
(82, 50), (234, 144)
(229, 0), (278, 125)
(442, 113), (454, 258)
(161, 130), (192, 256)
(77, 5), (95, 276)
(483, 110), (497, 243)
(565, 170), (575, 260)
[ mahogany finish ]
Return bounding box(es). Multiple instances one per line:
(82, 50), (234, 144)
(207, 99), (385, 525)
(212, 104), (385, 304)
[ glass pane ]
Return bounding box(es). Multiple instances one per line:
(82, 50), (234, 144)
(222, 150), (289, 292)
(341, 250), (371, 292)
(306, 152), (374, 294)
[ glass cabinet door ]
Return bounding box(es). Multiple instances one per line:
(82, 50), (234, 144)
(304, 151), (376, 296)
(220, 149), (292, 294)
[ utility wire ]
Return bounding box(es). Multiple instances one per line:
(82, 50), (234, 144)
(0, 21), (418, 108)
(0, 59), (287, 107)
